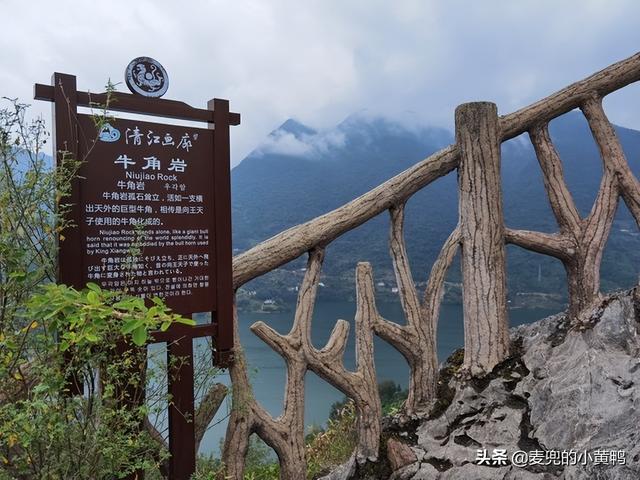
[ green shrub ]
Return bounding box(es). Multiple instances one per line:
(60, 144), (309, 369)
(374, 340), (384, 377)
(192, 435), (280, 480)
(306, 401), (357, 479)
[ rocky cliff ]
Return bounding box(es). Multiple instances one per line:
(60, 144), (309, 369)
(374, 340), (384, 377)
(324, 289), (640, 479)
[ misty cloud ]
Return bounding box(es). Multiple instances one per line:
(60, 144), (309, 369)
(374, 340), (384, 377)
(1, 0), (639, 166)
(255, 123), (347, 157)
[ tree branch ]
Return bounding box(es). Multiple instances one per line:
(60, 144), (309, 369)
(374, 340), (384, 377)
(505, 228), (574, 260)
(388, 204), (422, 328)
(582, 95), (640, 226)
(194, 383), (227, 452)
(529, 124), (581, 233)
(423, 226), (461, 321)
(250, 322), (295, 360)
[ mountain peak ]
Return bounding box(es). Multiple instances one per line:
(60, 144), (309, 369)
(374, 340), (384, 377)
(273, 118), (317, 139)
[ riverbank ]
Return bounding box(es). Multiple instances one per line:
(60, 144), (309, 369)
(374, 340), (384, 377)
(235, 291), (567, 314)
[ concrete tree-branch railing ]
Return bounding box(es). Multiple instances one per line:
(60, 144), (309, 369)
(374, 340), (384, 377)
(305, 260), (381, 464)
(373, 205), (460, 413)
(507, 94), (640, 319)
(220, 52), (640, 479)
(221, 251), (382, 478)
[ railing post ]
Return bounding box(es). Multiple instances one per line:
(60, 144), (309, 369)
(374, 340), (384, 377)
(455, 102), (509, 376)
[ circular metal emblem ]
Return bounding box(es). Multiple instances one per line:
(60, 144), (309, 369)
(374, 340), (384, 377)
(125, 57), (169, 98)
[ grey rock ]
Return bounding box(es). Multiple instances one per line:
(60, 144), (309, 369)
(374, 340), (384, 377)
(417, 293), (639, 480)
(319, 453), (356, 480)
(410, 463), (439, 479)
(438, 463), (511, 479)
(503, 467), (556, 479)
(387, 438), (418, 471)
(390, 462), (420, 480)
(519, 296), (640, 457)
(411, 447), (426, 462)
(328, 291), (640, 480)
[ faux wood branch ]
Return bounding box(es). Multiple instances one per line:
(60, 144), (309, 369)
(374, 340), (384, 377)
(506, 92), (639, 320)
(581, 95), (640, 226)
(222, 251), (382, 479)
(516, 87), (640, 320)
(373, 205), (460, 413)
(302, 259), (382, 464)
(528, 124), (581, 233)
(223, 250), (326, 480)
(248, 249), (324, 479)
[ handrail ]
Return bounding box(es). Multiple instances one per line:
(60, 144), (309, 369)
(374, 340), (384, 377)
(500, 52), (640, 140)
(232, 146), (459, 287)
(232, 52), (640, 289)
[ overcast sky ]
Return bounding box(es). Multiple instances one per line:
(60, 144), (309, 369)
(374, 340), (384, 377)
(1, 0), (639, 166)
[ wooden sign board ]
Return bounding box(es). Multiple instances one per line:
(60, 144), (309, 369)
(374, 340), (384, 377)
(35, 70), (239, 480)
(77, 115), (216, 314)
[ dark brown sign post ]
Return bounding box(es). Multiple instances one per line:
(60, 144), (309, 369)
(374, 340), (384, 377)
(35, 62), (238, 479)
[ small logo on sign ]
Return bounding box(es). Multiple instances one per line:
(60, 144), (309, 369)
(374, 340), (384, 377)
(98, 123), (121, 142)
(125, 57), (169, 98)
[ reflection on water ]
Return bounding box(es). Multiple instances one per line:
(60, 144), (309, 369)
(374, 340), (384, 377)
(193, 301), (557, 456)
